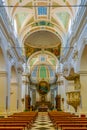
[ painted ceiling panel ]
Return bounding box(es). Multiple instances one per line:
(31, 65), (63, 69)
(26, 17), (34, 26)
(30, 58), (37, 66)
(40, 66), (47, 79)
(25, 30), (61, 48)
(50, 58), (56, 66)
(7, 0), (77, 35)
(31, 66), (38, 77)
(5, 0), (79, 84)
(56, 12), (70, 28)
(17, 12), (28, 28)
(30, 64), (56, 84)
(25, 2), (33, 9)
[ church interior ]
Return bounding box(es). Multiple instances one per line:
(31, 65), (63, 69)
(0, 0), (87, 130)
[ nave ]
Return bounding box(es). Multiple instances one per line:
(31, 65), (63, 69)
(0, 111), (87, 130)
(31, 112), (55, 130)
(0, 1), (87, 130)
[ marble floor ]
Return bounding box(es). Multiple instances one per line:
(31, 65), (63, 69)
(31, 112), (56, 130)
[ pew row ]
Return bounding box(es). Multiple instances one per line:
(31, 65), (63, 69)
(0, 111), (38, 130)
(48, 111), (87, 130)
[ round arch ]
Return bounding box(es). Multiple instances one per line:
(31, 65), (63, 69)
(22, 27), (63, 45)
(28, 50), (59, 72)
(28, 50), (58, 64)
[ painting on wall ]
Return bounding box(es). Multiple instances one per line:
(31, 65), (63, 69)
(37, 81), (50, 95)
(24, 44), (41, 60)
(46, 45), (61, 60)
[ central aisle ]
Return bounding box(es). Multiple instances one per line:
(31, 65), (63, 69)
(31, 112), (55, 130)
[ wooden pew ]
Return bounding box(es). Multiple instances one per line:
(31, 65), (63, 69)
(0, 127), (24, 130)
(58, 123), (87, 130)
(56, 121), (87, 129)
(0, 111), (38, 130)
(62, 127), (87, 130)
(48, 111), (87, 130)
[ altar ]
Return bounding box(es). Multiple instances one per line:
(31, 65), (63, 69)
(38, 106), (48, 112)
(35, 101), (51, 111)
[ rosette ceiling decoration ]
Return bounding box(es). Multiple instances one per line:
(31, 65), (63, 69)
(6, 0), (80, 84)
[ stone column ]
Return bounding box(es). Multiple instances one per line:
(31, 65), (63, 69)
(22, 74), (28, 111)
(51, 89), (54, 106)
(0, 71), (7, 116)
(36, 91), (40, 102)
(80, 71), (87, 113)
(32, 89), (36, 106)
(10, 82), (18, 114)
(17, 68), (23, 112)
(55, 80), (62, 110)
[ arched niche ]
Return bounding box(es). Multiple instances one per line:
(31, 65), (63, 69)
(10, 66), (18, 113)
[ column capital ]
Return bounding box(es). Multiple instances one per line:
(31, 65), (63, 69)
(17, 63), (23, 74)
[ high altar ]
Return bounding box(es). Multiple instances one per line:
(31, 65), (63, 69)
(36, 101), (51, 112)
(35, 81), (51, 111)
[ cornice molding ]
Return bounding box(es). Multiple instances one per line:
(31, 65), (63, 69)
(0, 71), (7, 77)
(79, 71), (87, 75)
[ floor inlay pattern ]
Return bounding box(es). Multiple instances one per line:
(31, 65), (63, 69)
(31, 112), (55, 130)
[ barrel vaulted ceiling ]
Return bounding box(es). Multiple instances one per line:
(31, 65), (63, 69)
(6, 0), (80, 83)
(7, 0), (80, 41)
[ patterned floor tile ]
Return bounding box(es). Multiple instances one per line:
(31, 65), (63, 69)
(31, 112), (55, 130)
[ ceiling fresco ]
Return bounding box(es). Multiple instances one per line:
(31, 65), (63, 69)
(5, 0), (80, 84)
(25, 44), (61, 61)
(6, 0), (79, 39)
(30, 64), (56, 84)
(24, 30), (61, 49)
(27, 51), (58, 84)
(24, 44), (41, 60)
